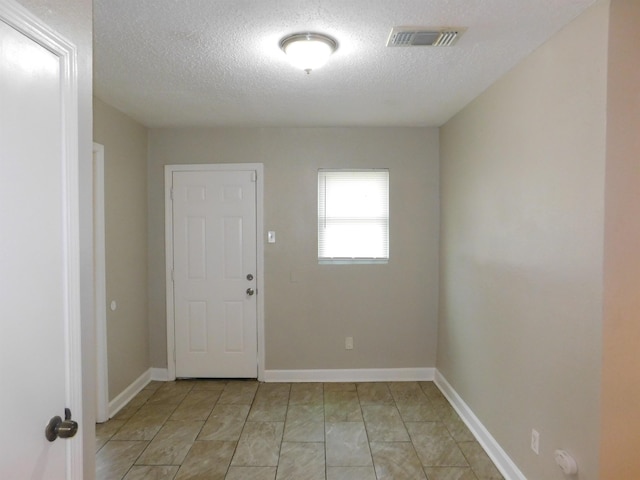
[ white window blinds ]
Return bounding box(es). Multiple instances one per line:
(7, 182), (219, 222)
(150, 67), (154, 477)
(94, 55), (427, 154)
(318, 169), (389, 262)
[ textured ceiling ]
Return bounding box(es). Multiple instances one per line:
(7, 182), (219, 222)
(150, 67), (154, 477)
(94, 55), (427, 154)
(93, 0), (597, 128)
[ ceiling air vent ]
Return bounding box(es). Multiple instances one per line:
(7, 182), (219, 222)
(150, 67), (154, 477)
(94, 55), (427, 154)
(386, 27), (464, 47)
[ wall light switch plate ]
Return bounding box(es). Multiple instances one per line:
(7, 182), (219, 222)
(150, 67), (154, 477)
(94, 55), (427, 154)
(267, 231), (276, 243)
(531, 429), (540, 455)
(345, 337), (354, 350)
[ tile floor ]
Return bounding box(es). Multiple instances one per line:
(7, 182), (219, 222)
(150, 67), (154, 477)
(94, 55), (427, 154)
(96, 380), (503, 480)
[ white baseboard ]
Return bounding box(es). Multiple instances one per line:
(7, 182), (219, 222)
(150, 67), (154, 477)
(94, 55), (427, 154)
(108, 369), (152, 418)
(435, 370), (526, 480)
(263, 367), (435, 383)
(150, 367), (170, 381)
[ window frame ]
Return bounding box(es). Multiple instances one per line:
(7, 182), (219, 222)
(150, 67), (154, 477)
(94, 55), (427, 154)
(317, 168), (389, 265)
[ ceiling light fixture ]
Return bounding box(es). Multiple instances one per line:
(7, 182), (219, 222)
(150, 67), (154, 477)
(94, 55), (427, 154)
(279, 32), (338, 74)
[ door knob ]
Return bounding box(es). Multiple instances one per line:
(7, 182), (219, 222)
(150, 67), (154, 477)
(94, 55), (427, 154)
(246, 288), (255, 296)
(45, 408), (78, 442)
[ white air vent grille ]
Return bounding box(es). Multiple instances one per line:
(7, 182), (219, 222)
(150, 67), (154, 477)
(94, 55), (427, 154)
(387, 27), (464, 47)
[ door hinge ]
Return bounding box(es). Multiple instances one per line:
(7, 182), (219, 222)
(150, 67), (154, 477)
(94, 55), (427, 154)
(251, 171), (257, 182)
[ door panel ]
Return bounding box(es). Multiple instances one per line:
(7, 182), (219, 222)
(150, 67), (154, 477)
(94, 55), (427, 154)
(0, 9), (80, 478)
(172, 170), (257, 378)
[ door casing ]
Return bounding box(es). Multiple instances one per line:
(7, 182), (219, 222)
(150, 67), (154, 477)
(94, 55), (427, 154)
(165, 163), (265, 381)
(93, 142), (109, 423)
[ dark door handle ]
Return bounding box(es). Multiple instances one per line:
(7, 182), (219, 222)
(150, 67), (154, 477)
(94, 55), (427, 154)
(45, 408), (78, 441)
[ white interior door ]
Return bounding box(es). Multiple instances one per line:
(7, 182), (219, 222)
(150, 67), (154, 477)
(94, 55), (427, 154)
(171, 169), (258, 378)
(0, 3), (82, 478)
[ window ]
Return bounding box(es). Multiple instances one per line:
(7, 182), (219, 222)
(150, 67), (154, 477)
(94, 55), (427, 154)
(318, 169), (389, 264)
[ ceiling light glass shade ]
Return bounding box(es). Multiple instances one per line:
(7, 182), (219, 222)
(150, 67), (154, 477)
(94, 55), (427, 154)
(280, 33), (338, 73)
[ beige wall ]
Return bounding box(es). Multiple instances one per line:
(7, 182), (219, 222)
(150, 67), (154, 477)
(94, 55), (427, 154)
(148, 127), (440, 370)
(438, 3), (608, 479)
(600, 0), (640, 477)
(16, 0), (95, 475)
(94, 98), (150, 399)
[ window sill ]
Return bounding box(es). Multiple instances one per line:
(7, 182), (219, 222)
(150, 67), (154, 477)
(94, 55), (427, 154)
(318, 258), (388, 265)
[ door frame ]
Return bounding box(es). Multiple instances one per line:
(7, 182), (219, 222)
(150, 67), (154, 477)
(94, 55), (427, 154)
(164, 163), (265, 381)
(0, 0), (83, 476)
(93, 143), (109, 423)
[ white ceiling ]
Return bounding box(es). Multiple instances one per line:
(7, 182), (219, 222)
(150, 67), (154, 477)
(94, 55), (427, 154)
(93, 0), (596, 128)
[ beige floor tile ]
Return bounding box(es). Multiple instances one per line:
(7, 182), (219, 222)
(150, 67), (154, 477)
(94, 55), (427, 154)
(325, 391), (362, 422)
(146, 390), (190, 406)
(168, 380), (200, 389)
(423, 467), (479, 480)
(388, 382), (429, 404)
(287, 403), (324, 422)
(370, 442), (427, 480)
(134, 388), (159, 403)
(326, 466), (377, 480)
(132, 403), (178, 421)
(147, 382), (194, 406)
(361, 405), (409, 442)
(113, 399), (146, 421)
(97, 380), (504, 480)
(419, 382), (446, 401)
(283, 419), (324, 442)
(442, 410), (475, 442)
(429, 397), (457, 420)
(324, 382), (356, 392)
(275, 442), (325, 480)
(406, 422), (469, 467)
(143, 381), (164, 392)
(356, 383), (394, 405)
(326, 422), (372, 467)
(190, 379), (227, 392)
(248, 402), (288, 422)
(289, 401), (325, 436)
(96, 441), (148, 480)
(135, 420), (204, 465)
(289, 383), (324, 405)
(396, 402), (442, 422)
(255, 383), (291, 404)
(175, 440), (236, 480)
(113, 404), (177, 441)
(458, 442), (503, 480)
(123, 465), (179, 480)
(218, 381), (259, 405)
(231, 421), (284, 466)
(283, 404), (325, 441)
(198, 404), (250, 441)
(170, 390), (220, 422)
(96, 419), (126, 452)
(225, 466), (277, 480)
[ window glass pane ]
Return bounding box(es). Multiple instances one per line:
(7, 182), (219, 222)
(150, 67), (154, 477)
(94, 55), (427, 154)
(318, 169), (389, 261)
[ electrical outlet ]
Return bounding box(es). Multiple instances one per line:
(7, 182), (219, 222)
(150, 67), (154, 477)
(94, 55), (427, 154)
(345, 337), (354, 350)
(531, 429), (540, 455)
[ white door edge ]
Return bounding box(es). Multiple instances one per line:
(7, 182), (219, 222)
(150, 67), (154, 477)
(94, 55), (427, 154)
(93, 143), (109, 423)
(164, 163), (265, 381)
(1, 0), (83, 476)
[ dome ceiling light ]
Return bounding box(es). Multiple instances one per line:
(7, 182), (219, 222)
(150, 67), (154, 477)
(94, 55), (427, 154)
(279, 32), (338, 74)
